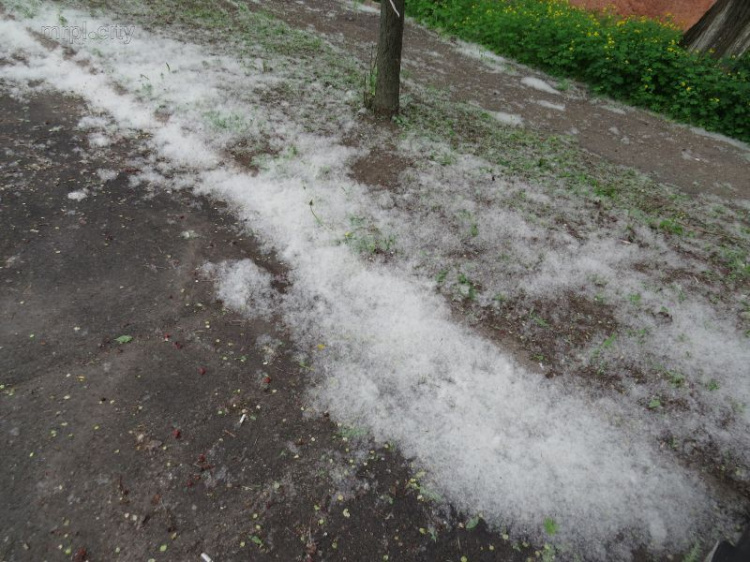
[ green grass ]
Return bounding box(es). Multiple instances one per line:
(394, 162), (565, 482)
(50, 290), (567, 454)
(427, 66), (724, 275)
(204, 109), (250, 133)
(395, 91), (750, 286)
(344, 216), (397, 256)
(457, 272), (478, 300)
(408, 0), (750, 142)
(2, 0), (42, 17)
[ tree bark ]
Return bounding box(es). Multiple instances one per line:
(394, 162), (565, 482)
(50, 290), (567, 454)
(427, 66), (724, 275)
(680, 0), (750, 59)
(373, 0), (406, 118)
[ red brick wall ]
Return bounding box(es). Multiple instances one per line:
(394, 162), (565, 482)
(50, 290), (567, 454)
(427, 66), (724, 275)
(568, 0), (717, 30)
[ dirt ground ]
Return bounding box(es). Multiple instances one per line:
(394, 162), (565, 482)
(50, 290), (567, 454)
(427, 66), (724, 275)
(0, 88), (539, 562)
(258, 0), (749, 201)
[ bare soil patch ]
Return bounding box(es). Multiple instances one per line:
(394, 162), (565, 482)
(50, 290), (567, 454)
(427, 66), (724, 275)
(0, 87), (540, 562)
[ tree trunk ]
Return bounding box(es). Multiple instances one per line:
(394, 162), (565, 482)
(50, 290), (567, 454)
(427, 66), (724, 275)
(680, 0), (750, 59)
(373, 0), (406, 118)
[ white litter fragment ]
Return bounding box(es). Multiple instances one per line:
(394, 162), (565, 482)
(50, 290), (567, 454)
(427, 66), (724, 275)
(521, 76), (560, 95)
(200, 554), (213, 562)
(491, 111), (524, 127)
(536, 99), (566, 112)
(67, 189), (89, 201)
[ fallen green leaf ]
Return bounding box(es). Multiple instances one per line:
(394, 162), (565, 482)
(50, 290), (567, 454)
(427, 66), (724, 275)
(115, 335), (133, 344)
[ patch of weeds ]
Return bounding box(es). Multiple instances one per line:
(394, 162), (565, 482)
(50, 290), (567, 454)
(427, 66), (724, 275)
(673, 285), (688, 303)
(556, 78), (572, 92)
(595, 361), (610, 377)
(590, 274), (608, 288)
(338, 425), (368, 441)
(718, 246), (750, 281)
(297, 357), (314, 371)
(419, 525), (438, 541)
(543, 517), (558, 536)
(235, 5), (324, 57)
(648, 397), (662, 410)
(541, 544), (557, 562)
(0, 0), (42, 17)
(407, 471), (443, 502)
(392, 113), (410, 127)
(628, 293), (642, 306)
(356, 233), (396, 255)
(457, 209), (479, 238)
(56, 8), (69, 25)
(120, 0), (334, 64)
(343, 217), (397, 256)
(682, 542), (703, 562)
(730, 400), (746, 416)
(456, 273), (478, 301)
(658, 218), (685, 236)
(592, 333), (616, 360)
(429, 150), (457, 166)
(249, 534), (265, 550)
(626, 326), (649, 345)
(705, 379), (720, 391)
(363, 45), (377, 109)
(138, 74), (154, 98)
(283, 144), (300, 160)
(184, 3), (231, 28)
(593, 180), (616, 198)
(664, 370), (686, 388)
(530, 313), (550, 329)
(204, 110), (250, 133)
(436, 269), (448, 284)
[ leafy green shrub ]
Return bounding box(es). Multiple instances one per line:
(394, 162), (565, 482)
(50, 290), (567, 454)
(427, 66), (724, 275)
(408, 0), (750, 142)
